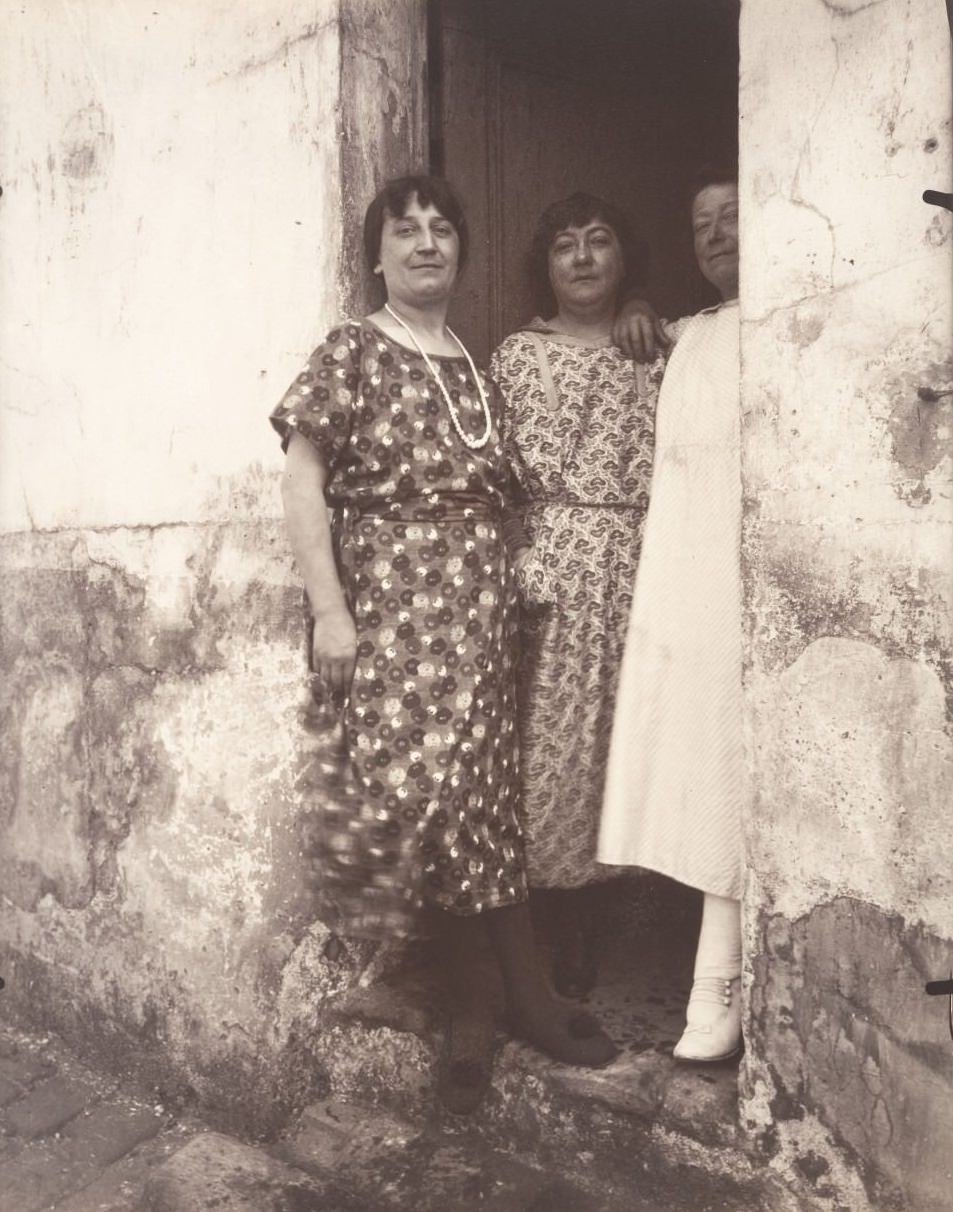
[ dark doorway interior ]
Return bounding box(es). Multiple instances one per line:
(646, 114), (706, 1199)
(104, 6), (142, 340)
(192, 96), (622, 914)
(429, 0), (739, 363)
(418, 0), (742, 1111)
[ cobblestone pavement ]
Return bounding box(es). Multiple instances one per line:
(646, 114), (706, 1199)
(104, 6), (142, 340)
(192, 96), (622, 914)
(0, 1023), (194, 1211)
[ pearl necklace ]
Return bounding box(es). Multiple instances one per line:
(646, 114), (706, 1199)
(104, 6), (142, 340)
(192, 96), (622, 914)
(383, 302), (493, 450)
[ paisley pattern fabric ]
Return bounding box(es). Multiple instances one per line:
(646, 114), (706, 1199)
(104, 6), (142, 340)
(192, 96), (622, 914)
(490, 327), (663, 887)
(271, 319), (527, 938)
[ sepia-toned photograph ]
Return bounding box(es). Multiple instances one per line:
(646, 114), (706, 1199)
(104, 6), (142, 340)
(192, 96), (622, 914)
(0, 1), (950, 1209)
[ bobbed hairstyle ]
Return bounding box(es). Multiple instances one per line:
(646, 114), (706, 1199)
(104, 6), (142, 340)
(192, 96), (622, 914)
(687, 163), (738, 212)
(363, 174), (469, 274)
(527, 192), (646, 319)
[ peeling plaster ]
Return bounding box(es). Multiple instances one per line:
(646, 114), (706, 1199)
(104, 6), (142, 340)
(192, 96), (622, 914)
(886, 360), (953, 506)
(784, 305), (826, 349)
(740, 5), (952, 1202)
(745, 899), (953, 1212)
(745, 638), (953, 931)
(745, 538), (953, 723)
(0, 0), (427, 1137)
(0, 517), (354, 1131)
(60, 102), (113, 183)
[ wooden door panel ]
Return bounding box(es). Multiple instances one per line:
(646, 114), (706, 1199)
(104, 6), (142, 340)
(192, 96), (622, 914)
(435, 0), (738, 362)
(440, 18), (494, 359)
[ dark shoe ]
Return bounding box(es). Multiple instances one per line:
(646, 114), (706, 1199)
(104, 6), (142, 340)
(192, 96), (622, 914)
(436, 1010), (497, 1116)
(507, 1005), (619, 1069)
(566, 1007), (602, 1039)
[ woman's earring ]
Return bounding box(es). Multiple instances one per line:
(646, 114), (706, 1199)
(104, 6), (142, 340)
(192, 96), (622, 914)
(373, 264), (383, 275)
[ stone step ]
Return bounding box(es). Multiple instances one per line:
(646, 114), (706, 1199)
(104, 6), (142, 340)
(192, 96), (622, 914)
(311, 902), (741, 1159)
(305, 1024), (799, 1210)
(141, 1132), (349, 1212)
(294, 880), (812, 1210)
(273, 1095), (800, 1212)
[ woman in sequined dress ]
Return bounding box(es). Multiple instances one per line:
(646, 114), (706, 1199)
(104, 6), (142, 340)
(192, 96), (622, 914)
(271, 176), (616, 1114)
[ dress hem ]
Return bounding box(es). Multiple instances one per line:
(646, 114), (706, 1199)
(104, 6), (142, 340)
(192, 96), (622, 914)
(594, 853), (741, 901)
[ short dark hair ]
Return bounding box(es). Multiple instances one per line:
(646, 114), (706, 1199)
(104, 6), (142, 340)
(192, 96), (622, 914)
(363, 174), (469, 273)
(527, 192), (646, 318)
(687, 163), (738, 211)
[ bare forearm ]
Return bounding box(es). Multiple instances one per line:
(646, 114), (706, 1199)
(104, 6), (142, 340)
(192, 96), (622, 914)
(280, 436), (348, 618)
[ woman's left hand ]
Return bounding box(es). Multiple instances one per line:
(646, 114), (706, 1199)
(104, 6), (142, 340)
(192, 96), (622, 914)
(612, 299), (668, 362)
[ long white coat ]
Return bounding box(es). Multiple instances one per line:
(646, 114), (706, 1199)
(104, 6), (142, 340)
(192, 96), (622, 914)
(598, 301), (743, 899)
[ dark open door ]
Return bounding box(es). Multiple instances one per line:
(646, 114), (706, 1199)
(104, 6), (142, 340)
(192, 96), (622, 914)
(430, 0), (739, 363)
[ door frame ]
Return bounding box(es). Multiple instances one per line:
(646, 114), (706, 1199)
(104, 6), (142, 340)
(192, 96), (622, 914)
(336, 0), (430, 318)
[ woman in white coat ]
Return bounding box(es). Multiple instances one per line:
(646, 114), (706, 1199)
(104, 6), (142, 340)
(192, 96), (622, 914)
(600, 167), (744, 1063)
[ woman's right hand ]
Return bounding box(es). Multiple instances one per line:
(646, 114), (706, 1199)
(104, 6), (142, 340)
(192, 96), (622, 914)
(513, 543), (555, 611)
(311, 606), (358, 698)
(511, 546), (531, 575)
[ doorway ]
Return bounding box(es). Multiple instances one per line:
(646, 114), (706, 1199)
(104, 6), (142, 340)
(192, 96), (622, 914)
(429, 0), (739, 363)
(423, 0), (743, 1102)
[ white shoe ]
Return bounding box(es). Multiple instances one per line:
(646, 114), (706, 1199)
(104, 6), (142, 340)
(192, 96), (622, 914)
(672, 976), (742, 1062)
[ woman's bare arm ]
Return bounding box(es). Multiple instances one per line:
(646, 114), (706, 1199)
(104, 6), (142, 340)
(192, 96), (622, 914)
(281, 432), (357, 696)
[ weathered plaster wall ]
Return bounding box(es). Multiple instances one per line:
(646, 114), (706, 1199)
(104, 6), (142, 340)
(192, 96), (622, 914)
(0, 0), (342, 531)
(0, 0), (427, 1132)
(739, 2), (953, 1209)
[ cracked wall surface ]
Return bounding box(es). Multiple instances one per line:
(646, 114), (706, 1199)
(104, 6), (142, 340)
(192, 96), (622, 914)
(0, 0), (425, 1133)
(0, 0), (342, 533)
(739, 1), (953, 1209)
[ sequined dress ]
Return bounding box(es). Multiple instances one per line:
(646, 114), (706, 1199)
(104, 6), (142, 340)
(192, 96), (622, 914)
(271, 319), (527, 937)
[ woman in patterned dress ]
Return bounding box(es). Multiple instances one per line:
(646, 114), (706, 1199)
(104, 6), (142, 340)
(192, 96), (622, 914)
(271, 176), (616, 1115)
(490, 194), (664, 997)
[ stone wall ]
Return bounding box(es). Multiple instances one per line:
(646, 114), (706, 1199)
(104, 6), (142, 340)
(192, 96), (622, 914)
(0, 0), (425, 1134)
(739, 2), (953, 1209)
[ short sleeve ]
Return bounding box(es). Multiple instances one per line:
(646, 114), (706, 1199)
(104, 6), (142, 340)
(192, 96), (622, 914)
(489, 340), (517, 455)
(489, 336), (534, 498)
(269, 323), (361, 468)
(661, 315), (694, 347)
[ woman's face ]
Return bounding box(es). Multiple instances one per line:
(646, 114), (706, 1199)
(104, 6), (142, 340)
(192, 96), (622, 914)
(692, 182), (739, 301)
(547, 219), (624, 314)
(376, 194), (460, 309)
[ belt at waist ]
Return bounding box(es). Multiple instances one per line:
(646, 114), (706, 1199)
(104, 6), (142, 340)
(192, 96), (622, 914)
(526, 498), (641, 511)
(335, 494), (501, 527)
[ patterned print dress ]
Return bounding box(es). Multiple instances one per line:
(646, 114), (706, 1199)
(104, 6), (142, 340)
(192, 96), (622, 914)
(490, 324), (662, 887)
(271, 319), (527, 938)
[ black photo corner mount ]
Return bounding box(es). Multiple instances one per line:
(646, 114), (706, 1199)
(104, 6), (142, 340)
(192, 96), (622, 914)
(925, 973), (953, 1042)
(923, 189), (953, 212)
